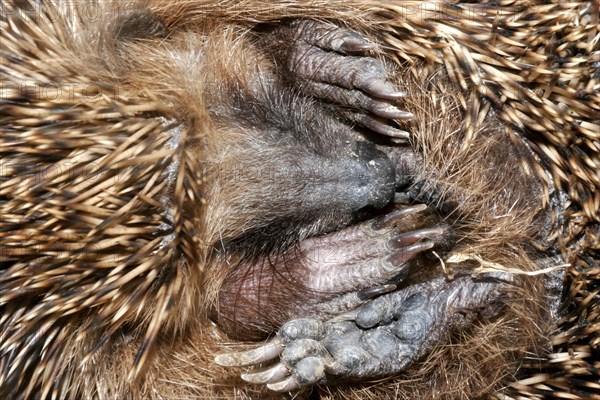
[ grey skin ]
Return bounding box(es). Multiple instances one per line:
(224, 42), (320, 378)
(214, 21), (516, 391)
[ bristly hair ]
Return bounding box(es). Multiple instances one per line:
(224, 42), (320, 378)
(1, 0), (598, 399)
(0, 1), (204, 397)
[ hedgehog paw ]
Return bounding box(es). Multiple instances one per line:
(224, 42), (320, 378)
(283, 20), (412, 139)
(214, 291), (432, 392)
(215, 274), (510, 392)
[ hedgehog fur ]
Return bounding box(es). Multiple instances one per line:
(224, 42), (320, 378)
(0, 0), (599, 399)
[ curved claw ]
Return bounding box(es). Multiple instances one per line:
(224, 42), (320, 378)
(267, 376), (301, 392)
(372, 204), (427, 230)
(387, 241), (434, 268)
(339, 38), (376, 54)
(356, 114), (410, 139)
(214, 338), (284, 367)
(367, 100), (413, 120)
(241, 363), (289, 384)
(392, 227), (445, 246)
(308, 82), (410, 121)
(357, 284), (397, 301)
(302, 21), (375, 56)
(330, 309), (360, 323)
(360, 79), (406, 100)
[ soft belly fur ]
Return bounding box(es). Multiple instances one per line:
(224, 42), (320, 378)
(0, 1), (598, 400)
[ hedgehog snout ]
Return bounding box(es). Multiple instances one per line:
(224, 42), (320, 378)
(344, 141), (396, 212)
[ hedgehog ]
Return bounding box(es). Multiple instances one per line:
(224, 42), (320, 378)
(1, 0), (599, 400)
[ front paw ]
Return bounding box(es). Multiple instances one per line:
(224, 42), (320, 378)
(267, 20), (412, 139)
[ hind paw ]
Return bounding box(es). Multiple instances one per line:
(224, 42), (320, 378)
(215, 274), (510, 392)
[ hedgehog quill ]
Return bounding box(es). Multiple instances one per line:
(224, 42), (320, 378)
(1, 1), (599, 399)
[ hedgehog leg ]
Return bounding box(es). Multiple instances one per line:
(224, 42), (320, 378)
(216, 274), (511, 392)
(214, 204), (444, 340)
(263, 20), (412, 138)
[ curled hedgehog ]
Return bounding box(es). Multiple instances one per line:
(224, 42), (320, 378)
(1, 0), (599, 399)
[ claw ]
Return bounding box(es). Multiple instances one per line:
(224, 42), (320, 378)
(372, 204), (427, 230)
(391, 227), (445, 248)
(267, 376), (300, 392)
(339, 38), (376, 54)
(359, 115), (411, 138)
(214, 338), (284, 367)
(368, 101), (413, 120)
(361, 79), (406, 101)
(357, 284), (397, 301)
(307, 23), (373, 55)
(387, 241), (434, 267)
(241, 363), (289, 384)
(330, 309), (360, 323)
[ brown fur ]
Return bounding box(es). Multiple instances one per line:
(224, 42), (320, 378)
(1, 0), (598, 399)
